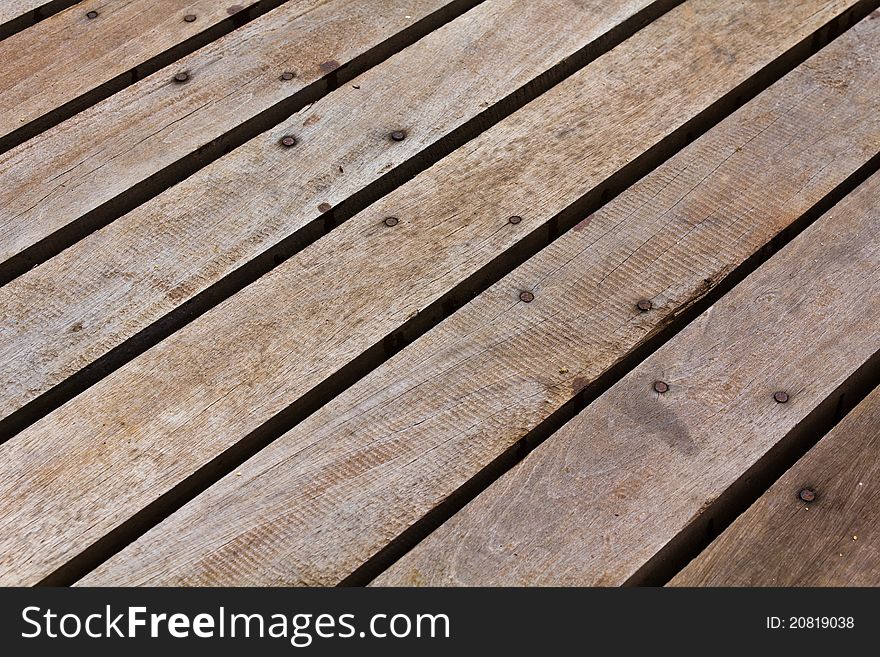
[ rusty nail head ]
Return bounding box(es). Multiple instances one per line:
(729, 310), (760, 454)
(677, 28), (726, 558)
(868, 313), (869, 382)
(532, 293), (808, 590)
(174, 71), (190, 83)
(86, 10), (99, 19)
(519, 291), (535, 303)
(637, 299), (653, 312)
(798, 488), (816, 503)
(280, 71), (296, 81)
(508, 215), (522, 225)
(280, 135), (297, 148)
(653, 380), (669, 394)
(390, 130), (407, 142)
(184, 14), (197, 22)
(318, 203), (331, 213)
(384, 216), (399, 227)
(774, 391), (790, 404)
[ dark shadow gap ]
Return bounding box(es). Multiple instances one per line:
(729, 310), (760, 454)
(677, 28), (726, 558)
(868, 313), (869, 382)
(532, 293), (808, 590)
(626, 357), (880, 587)
(32, 0), (877, 586)
(0, 0), (82, 41)
(1, 0), (681, 437)
(0, 0), (325, 154)
(0, 0), (491, 287)
(343, 146), (880, 587)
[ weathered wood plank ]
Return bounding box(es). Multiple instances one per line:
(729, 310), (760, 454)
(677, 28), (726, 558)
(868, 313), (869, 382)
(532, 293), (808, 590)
(670, 385), (880, 587)
(0, 0), (473, 278)
(79, 13), (880, 585)
(373, 173), (880, 586)
(1, 0), (866, 586)
(0, 1), (79, 40)
(0, 0), (280, 150)
(0, 0), (666, 426)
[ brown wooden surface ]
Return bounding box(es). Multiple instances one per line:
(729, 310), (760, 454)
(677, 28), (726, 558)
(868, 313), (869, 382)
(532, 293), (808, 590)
(0, 0), (858, 587)
(0, 0), (460, 269)
(0, 0), (272, 145)
(670, 385), (880, 586)
(373, 168), (880, 586)
(77, 12), (880, 586)
(0, 0), (660, 422)
(0, 0), (58, 22)
(0, 1), (77, 38)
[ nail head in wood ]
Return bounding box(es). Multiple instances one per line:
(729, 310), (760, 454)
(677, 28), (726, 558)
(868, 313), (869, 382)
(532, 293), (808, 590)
(519, 291), (535, 303)
(279, 135), (297, 148)
(508, 215), (522, 225)
(798, 488), (816, 503)
(280, 71), (296, 81)
(636, 299), (653, 312)
(774, 391), (790, 404)
(390, 130), (407, 142)
(653, 380), (669, 394)
(184, 14), (197, 22)
(173, 71), (190, 83)
(86, 10), (99, 19)
(383, 217), (399, 227)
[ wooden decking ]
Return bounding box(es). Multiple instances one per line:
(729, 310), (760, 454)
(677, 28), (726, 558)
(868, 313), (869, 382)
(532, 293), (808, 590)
(0, 0), (878, 587)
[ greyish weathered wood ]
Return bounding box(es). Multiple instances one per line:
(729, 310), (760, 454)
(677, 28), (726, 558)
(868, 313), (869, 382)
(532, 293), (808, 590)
(0, 0), (466, 268)
(0, 1), (79, 39)
(373, 172), (880, 586)
(0, 0), (662, 420)
(0, 0), (272, 145)
(75, 11), (880, 586)
(670, 385), (880, 587)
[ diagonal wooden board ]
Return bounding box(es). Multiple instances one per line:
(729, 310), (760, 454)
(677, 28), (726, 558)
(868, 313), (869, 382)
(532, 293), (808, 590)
(0, 0), (867, 586)
(0, 1), (79, 40)
(79, 14), (880, 585)
(670, 384), (880, 586)
(0, 0), (666, 422)
(373, 173), (880, 586)
(0, 0), (279, 149)
(0, 0), (65, 23)
(0, 0), (476, 274)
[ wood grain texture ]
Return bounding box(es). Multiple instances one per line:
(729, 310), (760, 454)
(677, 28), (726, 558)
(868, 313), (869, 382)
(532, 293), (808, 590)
(373, 171), (880, 586)
(0, 0), (78, 35)
(79, 13), (880, 586)
(0, 0), (459, 269)
(670, 385), (880, 586)
(0, 0), (58, 21)
(0, 0), (661, 423)
(0, 0), (861, 586)
(0, 0), (270, 142)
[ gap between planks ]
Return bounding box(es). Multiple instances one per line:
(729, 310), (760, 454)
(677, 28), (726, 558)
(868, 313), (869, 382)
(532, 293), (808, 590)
(0, 0), (491, 286)
(0, 0), (680, 437)
(669, 381), (880, 587)
(67, 5), (880, 586)
(4, 3), (866, 577)
(0, 0), (297, 154)
(0, 0), (82, 41)
(373, 170), (880, 587)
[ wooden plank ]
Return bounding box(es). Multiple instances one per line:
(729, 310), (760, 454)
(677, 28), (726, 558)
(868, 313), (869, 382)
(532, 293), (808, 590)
(0, 0), (474, 278)
(0, 0), (863, 586)
(0, 1), (80, 41)
(78, 13), (880, 586)
(0, 0), (279, 151)
(372, 175), (880, 586)
(0, 0), (668, 426)
(670, 385), (880, 586)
